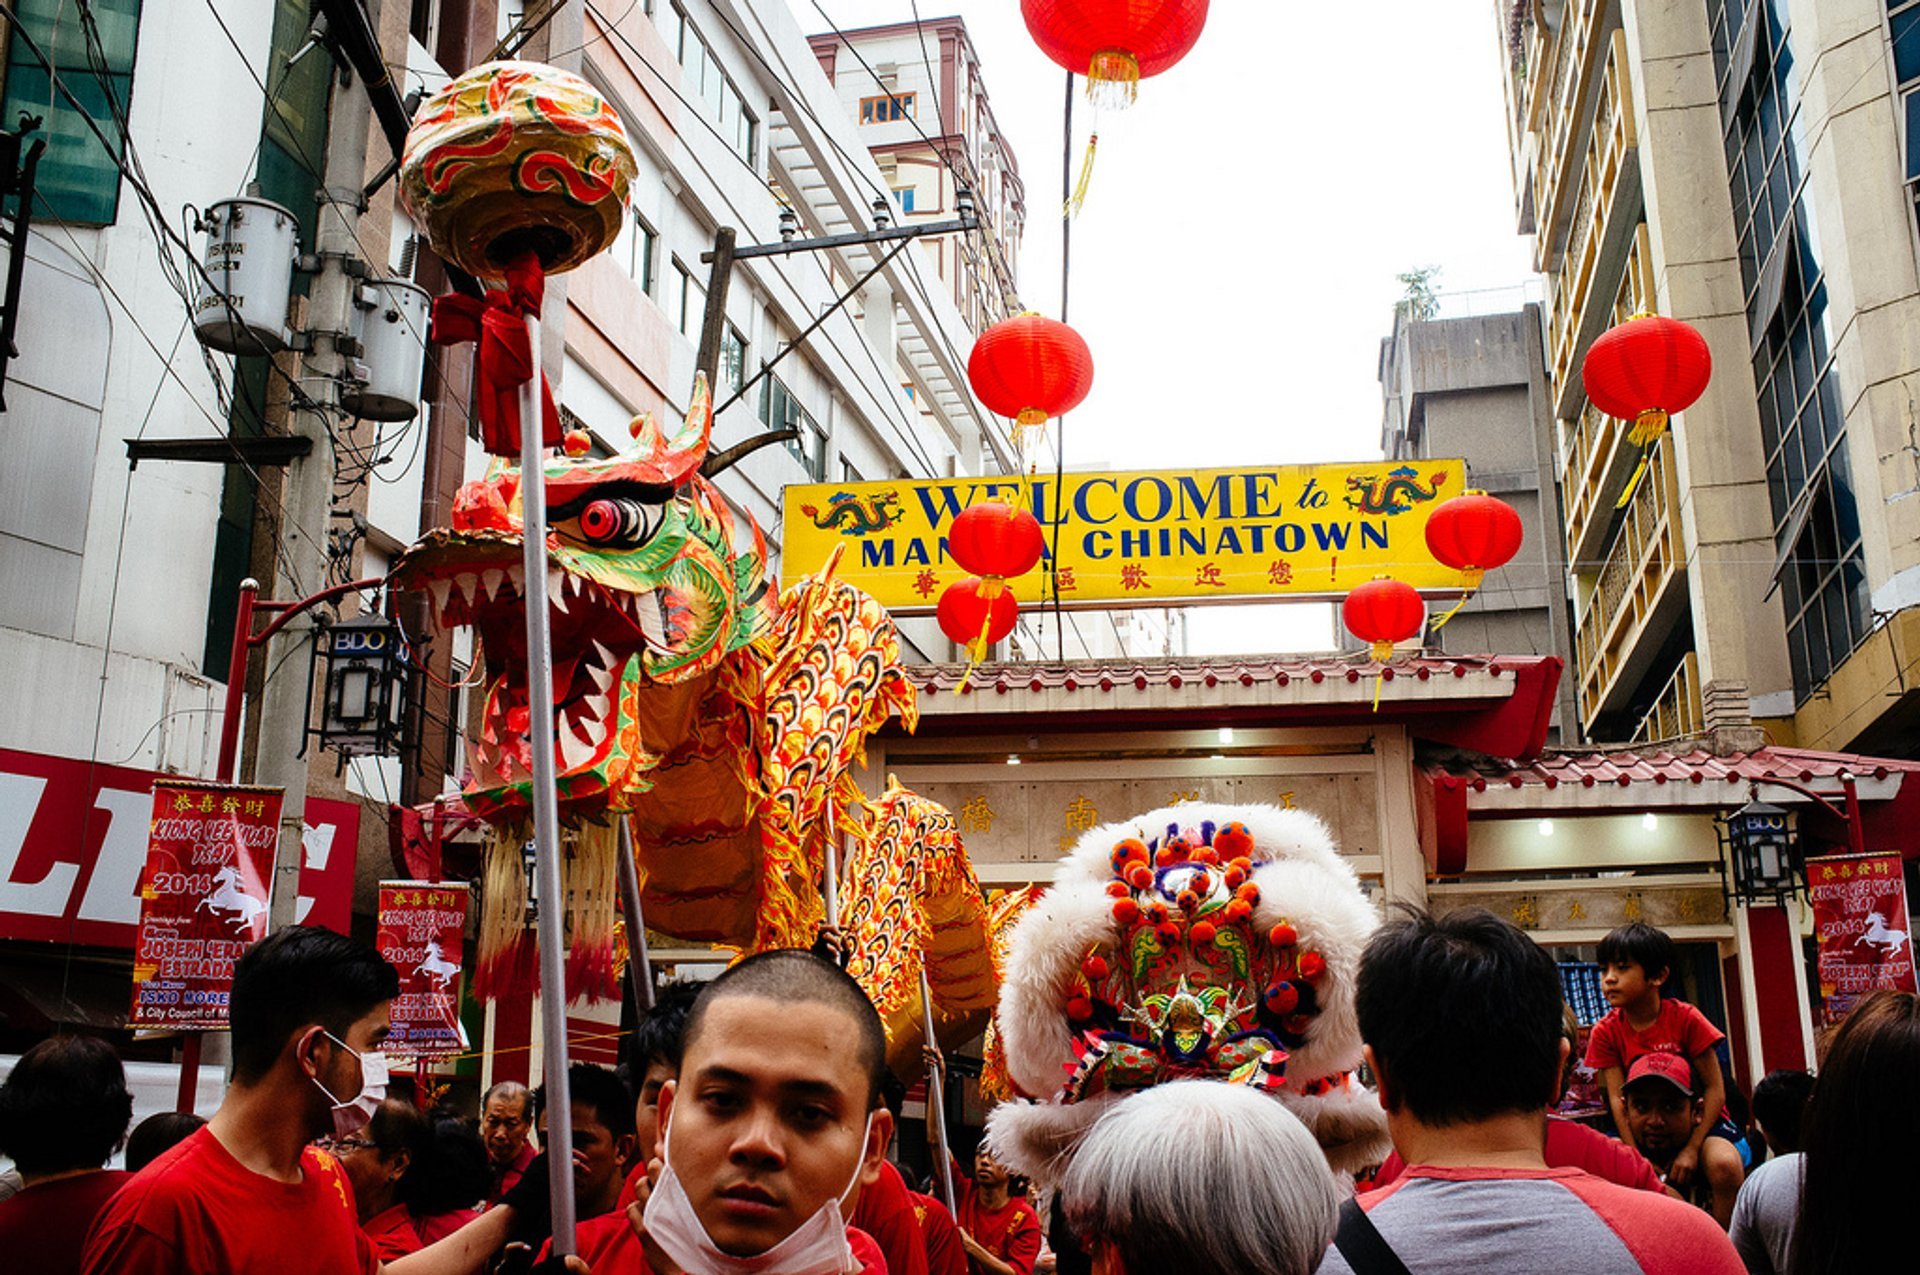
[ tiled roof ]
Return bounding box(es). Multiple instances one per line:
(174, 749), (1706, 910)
(904, 652), (1538, 697)
(1433, 745), (1920, 792)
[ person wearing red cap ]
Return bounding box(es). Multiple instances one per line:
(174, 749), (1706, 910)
(1621, 1053), (1746, 1226)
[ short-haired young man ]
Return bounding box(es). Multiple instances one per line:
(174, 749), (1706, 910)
(81, 926), (540, 1275)
(0, 1035), (135, 1275)
(1620, 1053), (1746, 1226)
(1318, 909), (1741, 1275)
(1749, 1068), (1814, 1157)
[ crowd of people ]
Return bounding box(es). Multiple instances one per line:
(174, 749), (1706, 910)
(0, 915), (1914, 1274)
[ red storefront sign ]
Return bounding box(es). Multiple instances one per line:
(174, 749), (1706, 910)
(0, 747), (359, 945)
(1810, 851), (1917, 1024)
(129, 781), (282, 1029)
(377, 881), (471, 1061)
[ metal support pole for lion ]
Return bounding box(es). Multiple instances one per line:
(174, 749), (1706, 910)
(617, 819), (656, 1013)
(921, 967), (959, 1215)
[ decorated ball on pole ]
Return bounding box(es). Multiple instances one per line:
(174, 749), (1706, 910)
(938, 578), (1019, 663)
(1343, 575), (1425, 663)
(1581, 314), (1711, 448)
(1022, 0), (1211, 107)
(967, 314), (1095, 446)
(1424, 490), (1523, 590)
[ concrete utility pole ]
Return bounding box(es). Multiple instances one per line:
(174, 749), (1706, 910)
(256, 46), (372, 930)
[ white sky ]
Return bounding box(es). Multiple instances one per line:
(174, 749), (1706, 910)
(809, 1), (1539, 654)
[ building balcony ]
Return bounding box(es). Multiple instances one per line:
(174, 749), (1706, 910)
(1574, 439), (1688, 733)
(1632, 651), (1703, 744)
(1526, 1), (1613, 274)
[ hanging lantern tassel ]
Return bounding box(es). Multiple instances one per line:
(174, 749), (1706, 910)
(1614, 410), (1671, 509)
(472, 824), (536, 1001)
(1580, 313), (1711, 510)
(1342, 576), (1426, 713)
(1423, 490), (1523, 632)
(563, 821), (622, 1003)
(1064, 131), (1099, 218)
(1086, 52), (1141, 109)
(939, 576), (1019, 693)
(1015, 408), (1050, 452)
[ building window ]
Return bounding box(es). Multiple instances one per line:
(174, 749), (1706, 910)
(672, 3), (757, 165)
(760, 368), (824, 480)
(893, 185), (916, 213)
(611, 207), (656, 294)
(1889, 3), (1920, 193)
(1710, 0), (1870, 700)
(720, 323), (747, 394)
(1, 0), (142, 226)
(860, 92), (916, 124)
(673, 258), (706, 340)
(842, 457), (864, 483)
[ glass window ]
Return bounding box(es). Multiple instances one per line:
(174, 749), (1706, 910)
(859, 92), (916, 124)
(1, 0), (143, 226)
(671, 3), (756, 166)
(760, 369), (824, 480)
(674, 259), (706, 340)
(1897, 6), (1920, 84)
(720, 324), (746, 394)
(611, 208), (655, 294)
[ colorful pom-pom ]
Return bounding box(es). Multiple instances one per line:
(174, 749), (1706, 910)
(1215, 823), (1254, 857)
(1110, 839), (1148, 873)
(1190, 872), (1212, 896)
(1112, 898), (1141, 925)
(1066, 995), (1093, 1020)
(1083, 954), (1110, 980)
(562, 428), (592, 457)
(1126, 863), (1154, 890)
(1239, 885), (1262, 907)
(1190, 921), (1217, 944)
(1223, 866), (1246, 889)
(1154, 923), (1182, 945)
(1105, 880), (1130, 898)
(1299, 951), (1327, 981)
(1192, 847), (1219, 865)
(1144, 901), (1169, 924)
(1224, 900), (1252, 923)
(1264, 982), (1300, 1014)
(1230, 856), (1252, 874)
(1176, 889), (1201, 913)
(1155, 846), (1178, 867)
(1269, 922), (1298, 948)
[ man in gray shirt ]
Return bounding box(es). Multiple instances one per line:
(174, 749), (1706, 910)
(1729, 1152), (1801, 1275)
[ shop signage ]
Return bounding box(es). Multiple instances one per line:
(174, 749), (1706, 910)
(129, 780), (281, 1030)
(0, 747), (359, 945)
(1809, 852), (1917, 1024)
(376, 881), (471, 1062)
(780, 459), (1470, 611)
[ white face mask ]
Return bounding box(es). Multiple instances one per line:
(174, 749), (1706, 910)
(312, 1030), (389, 1140)
(643, 1105), (874, 1275)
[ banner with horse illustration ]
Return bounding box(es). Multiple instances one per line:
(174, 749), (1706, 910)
(377, 881), (472, 1061)
(1809, 851), (1917, 1025)
(780, 459), (1471, 610)
(128, 780), (282, 1030)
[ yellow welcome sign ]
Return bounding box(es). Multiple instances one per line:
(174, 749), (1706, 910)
(780, 459), (1471, 612)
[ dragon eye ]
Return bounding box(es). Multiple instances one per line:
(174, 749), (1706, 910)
(579, 498), (658, 546)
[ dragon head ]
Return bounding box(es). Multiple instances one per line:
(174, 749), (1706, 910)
(389, 376), (773, 823)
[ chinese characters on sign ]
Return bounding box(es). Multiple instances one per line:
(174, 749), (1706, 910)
(1809, 853), (1916, 1024)
(377, 882), (472, 1061)
(129, 780), (282, 1030)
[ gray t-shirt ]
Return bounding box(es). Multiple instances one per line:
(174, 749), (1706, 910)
(1728, 1153), (1802, 1275)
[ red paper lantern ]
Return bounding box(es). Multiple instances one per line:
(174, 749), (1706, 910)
(1582, 314), (1712, 447)
(948, 502), (1045, 588)
(937, 576), (1018, 662)
(1343, 575), (1425, 662)
(1023, 0), (1211, 106)
(1425, 490), (1524, 587)
(968, 314), (1094, 439)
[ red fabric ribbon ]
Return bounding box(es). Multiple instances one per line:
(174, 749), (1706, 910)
(430, 252), (562, 457)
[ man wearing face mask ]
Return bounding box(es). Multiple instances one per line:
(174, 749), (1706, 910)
(573, 949), (893, 1275)
(80, 926), (545, 1275)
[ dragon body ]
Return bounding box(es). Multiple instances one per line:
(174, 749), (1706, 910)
(1343, 465), (1448, 515)
(390, 381), (994, 1045)
(800, 489), (904, 536)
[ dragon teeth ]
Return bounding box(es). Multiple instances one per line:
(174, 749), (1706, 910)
(452, 572), (478, 604)
(557, 722), (595, 771)
(479, 567), (505, 601)
(427, 578), (453, 620)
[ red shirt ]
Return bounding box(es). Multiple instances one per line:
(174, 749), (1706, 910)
(413, 1206), (481, 1245)
(0, 1169), (130, 1275)
(540, 1215), (888, 1274)
(1584, 1000), (1724, 1074)
(952, 1166), (1040, 1275)
(852, 1160), (928, 1275)
(1373, 1119), (1665, 1194)
(80, 1127), (378, 1275)
(910, 1190), (967, 1275)
(363, 1202), (423, 1259)
(489, 1141), (538, 1205)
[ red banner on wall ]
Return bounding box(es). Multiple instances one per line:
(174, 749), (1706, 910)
(377, 881), (471, 1061)
(0, 747), (359, 945)
(1810, 851), (1917, 1024)
(128, 781), (283, 1030)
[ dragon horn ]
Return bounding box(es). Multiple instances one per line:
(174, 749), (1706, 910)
(632, 372), (713, 484)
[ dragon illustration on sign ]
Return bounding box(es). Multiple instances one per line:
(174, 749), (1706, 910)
(1344, 465), (1449, 516)
(389, 378), (993, 1062)
(801, 488), (904, 536)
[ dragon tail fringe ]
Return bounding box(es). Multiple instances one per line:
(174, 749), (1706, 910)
(563, 821), (622, 1003)
(472, 825), (535, 1002)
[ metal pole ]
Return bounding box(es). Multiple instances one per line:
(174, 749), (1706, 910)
(1841, 772), (1866, 856)
(824, 834), (840, 929)
(616, 818), (655, 1013)
(920, 967), (957, 1215)
(518, 310), (577, 1254)
(216, 580), (260, 784)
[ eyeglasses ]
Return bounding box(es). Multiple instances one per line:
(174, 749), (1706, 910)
(316, 1136), (374, 1154)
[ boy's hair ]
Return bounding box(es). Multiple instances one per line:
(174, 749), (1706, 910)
(366, 1097), (434, 1207)
(0, 1035), (134, 1173)
(630, 978), (704, 1075)
(411, 1118), (493, 1214)
(1596, 922), (1676, 984)
(1752, 1069), (1814, 1153)
(1357, 907), (1564, 1126)
(537, 1064), (636, 1139)
(229, 925), (400, 1083)
(682, 949), (886, 1105)
(125, 1111), (206, 1172)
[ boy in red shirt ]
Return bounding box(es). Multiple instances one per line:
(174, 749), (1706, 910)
(1584, 922), (1734, 1192)
(949, 1142), (1041, 1275)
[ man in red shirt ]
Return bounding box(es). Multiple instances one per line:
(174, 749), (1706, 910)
(951, 1143), (1041, 1275)
(482, 1081), (538, 1206)
(80, 926), (530, 1275)
(0, 1035), (135, 1275)
(911, 1186), (968, 1275)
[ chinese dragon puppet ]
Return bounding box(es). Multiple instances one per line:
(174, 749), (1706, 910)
(388, 377), (997, 1058)
(984, 801), (1389, 1180)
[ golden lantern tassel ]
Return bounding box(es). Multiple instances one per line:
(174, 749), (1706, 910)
(1616, 451), (1652, 508)
(1372, 670), (1386, 714)
(1628, 407), (1670, 448)
(1427, 569), (1485, 633)
(1063, 132), (1099, 218)
(953, 580), (1004, 697)
(1013, 407), (1049, 453)
(1085, 51), (1141, 110)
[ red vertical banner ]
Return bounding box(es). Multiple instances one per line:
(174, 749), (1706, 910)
(1809, 852), (1917, 1024)
(377, 881), (471, 1061)
(129, 780), (282, 1029)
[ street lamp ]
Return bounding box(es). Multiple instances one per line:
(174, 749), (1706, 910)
(1720, 796), (1797, 905)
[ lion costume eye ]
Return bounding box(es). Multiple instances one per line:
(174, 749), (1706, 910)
(577, 497), (660, 547)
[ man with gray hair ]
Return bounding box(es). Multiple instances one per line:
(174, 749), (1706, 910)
(480, 1080), (537, 1205)
(1059, 1080), (1339, 1275)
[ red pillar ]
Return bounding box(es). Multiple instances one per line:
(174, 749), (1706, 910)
(1746, 905), (1808, 1072)
(493, 978), (534, 1086)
